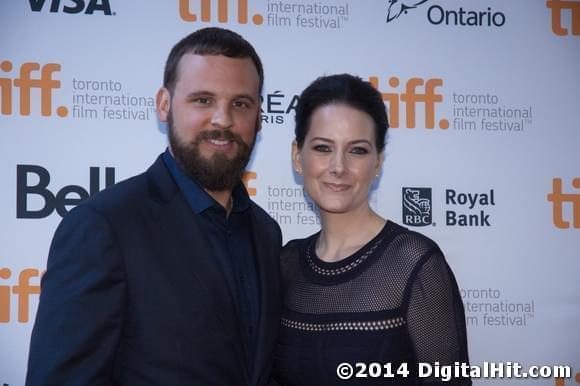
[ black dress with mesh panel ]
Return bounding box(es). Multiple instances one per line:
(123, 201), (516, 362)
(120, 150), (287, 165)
(272, 221), (471, 386)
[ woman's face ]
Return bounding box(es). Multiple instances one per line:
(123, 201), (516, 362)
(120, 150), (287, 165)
(293, 103), (382, 216)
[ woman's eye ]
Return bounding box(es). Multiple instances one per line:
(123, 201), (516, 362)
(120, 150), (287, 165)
(350, 147), (369, 155)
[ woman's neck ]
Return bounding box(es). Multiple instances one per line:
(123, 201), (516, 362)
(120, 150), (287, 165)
(316, 206), (386, 263)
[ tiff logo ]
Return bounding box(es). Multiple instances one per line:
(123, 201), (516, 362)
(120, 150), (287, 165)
(0, 268), (42, 323)
(0, 61), (68, 117)
(555, 372), (580, 385)
(547, 178), (580, 229)
(369, 76), (448, 129)
(547, 0), (580, 35)
(242, 171), (257, 196)
(180, 0), (264, 24)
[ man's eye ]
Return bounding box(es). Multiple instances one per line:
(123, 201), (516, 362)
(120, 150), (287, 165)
(313, 145), (331, 152)
(234, 100), (250, 108)
(193, 97), (210, 104)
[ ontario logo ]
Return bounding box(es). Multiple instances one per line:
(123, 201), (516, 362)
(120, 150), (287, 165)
(402, 187), (432, 226)
(386, 0), (429, 23)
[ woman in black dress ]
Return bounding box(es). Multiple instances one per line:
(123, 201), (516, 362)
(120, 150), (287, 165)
(272, 74), (471, 385)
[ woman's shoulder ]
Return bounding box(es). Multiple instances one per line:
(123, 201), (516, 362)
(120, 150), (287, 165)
(383, 221), (443, 263)
(281, 233), (316, 261)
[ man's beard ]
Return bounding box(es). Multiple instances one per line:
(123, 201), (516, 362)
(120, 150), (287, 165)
(168, 114), (255, 192)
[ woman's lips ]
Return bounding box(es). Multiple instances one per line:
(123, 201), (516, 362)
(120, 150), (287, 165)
(323, 182), (351, 192)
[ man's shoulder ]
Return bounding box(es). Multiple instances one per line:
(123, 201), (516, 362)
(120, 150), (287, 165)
(68, 156), (174, 219)
(82, 171), (150, 212)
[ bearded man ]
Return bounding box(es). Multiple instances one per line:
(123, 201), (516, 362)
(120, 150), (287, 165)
(27, 27), (282, 386)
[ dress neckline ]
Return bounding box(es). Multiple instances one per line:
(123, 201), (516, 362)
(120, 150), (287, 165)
(302, 221), (395, 284)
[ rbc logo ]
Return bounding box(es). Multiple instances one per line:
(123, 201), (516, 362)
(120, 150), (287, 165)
(402, 187), (432, 226)
(29, 0), (114, 15)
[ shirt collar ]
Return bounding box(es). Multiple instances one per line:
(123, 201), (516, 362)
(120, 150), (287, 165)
(162, 148), (250, 214)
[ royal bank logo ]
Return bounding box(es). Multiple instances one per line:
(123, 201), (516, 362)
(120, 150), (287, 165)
(386, 0), (429, 23)
(402, 187), (432, 226)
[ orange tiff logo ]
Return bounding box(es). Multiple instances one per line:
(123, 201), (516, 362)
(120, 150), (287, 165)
(0, 60), (68, 117)
(369, 76), (448, 129)
(547, 0), (580, 35)
(0, 268), (43, 323)
(242, 171), (257, 196)
(179, 0), (264, 24)
(547, 178), (580, 228)
(555, 372), (580, 385)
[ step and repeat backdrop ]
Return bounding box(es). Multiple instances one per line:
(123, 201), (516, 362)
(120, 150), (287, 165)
(1, 1), (579, 385)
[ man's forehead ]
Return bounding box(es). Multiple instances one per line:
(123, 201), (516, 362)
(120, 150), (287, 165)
(173, 53), (259, 94)
(176, 53), (258, 78)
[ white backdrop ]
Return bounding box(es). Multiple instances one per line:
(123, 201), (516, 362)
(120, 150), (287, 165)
(1, 1), (579, 385)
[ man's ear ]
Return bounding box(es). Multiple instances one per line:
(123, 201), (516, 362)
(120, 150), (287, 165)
(156, 87), (170, 122)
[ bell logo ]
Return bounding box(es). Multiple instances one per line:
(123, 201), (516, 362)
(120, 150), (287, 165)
(179, 0), (264, 24)
(369, 76), (448, 129)
(0, 268), (43, 323)
(242, 171), (257, 196)
(547, 178), (580, 229)
(0, 60), (68, 117)
(547, 0), (580, 36)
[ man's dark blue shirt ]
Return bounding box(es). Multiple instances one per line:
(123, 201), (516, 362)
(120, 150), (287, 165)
(162, 149), (259, 366)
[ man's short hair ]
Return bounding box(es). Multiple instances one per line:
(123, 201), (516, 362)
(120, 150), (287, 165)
(163, 27), (264, 95)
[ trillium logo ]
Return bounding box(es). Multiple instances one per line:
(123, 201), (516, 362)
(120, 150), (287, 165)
(386, 0), (429, 23)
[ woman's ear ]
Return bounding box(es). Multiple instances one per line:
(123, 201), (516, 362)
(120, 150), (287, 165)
(292, 140), (302, 175)
(375, 151), (384, 178)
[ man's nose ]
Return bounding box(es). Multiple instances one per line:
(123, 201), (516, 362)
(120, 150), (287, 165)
(210, 103), (233, 129)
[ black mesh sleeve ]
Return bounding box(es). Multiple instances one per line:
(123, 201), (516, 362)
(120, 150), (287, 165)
(406, 250), (472, 385)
